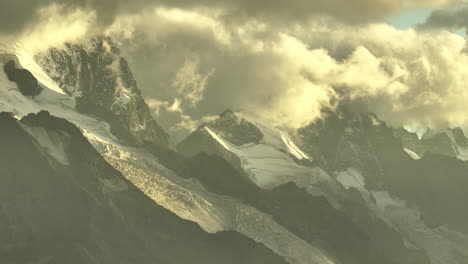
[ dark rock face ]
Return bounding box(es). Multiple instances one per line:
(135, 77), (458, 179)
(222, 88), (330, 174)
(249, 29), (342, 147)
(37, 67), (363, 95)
(174, 152), (430, 264)
(394, 128), (426, 155)
(295, 108), (468, 233)
(450, 127), (468, 148)
(3, 60), (42, 97)
(295, 109), (394, 186)
(395, 127), (468, 158)
(0, 111), (287, 264)
(35, 38), (173, 149)
(206, 110), (264, 146)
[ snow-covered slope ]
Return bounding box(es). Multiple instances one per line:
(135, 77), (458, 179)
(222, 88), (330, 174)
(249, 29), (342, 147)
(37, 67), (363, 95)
(0, 45), (336, 264)
(203, 125), (329, 189)
(179, 111), (337, 197)
(86, 132), (336, 264)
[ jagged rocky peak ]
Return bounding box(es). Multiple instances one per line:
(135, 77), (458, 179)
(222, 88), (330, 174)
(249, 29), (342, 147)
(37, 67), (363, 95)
(293, 107), (401, 184)
(35, 37), (173, 149)
(450, 127), (468, 148)
(176, 109), (262, 160)
(204, 109), (264, 146)
(392, 128), (426, 159)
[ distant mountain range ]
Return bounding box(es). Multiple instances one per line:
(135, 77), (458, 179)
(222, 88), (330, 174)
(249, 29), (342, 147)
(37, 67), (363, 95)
(1, 37), (467, 264)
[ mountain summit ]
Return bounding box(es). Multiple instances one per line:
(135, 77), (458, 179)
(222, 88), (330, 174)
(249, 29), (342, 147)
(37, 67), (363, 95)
(36, 37), (173, 149)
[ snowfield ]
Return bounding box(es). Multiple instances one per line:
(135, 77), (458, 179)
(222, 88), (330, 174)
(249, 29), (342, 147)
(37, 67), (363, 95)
(204, 123), (332, 193)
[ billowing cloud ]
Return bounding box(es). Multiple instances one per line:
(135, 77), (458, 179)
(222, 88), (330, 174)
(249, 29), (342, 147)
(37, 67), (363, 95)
(0, 0), (152, 35)
(301, 23), (468, 130)
(172, 55), (214, 108)
(102, 8), (468, 139)
(18, 4), (96, 54)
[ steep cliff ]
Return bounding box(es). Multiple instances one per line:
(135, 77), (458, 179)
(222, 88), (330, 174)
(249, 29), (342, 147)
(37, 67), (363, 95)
(36, 38), (173, 149)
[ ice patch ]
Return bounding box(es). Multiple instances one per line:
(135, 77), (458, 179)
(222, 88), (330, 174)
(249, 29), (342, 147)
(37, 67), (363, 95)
(336, 168), (365, 190)
(370, 190), (406, 211)
(404, 148), (421, 160)
(456, 147), (468, 161)
(22, 126), (70, 165)
(205, 127), (233, 151)
(280, 131), (310, 160)
(445, 130), (468, 161)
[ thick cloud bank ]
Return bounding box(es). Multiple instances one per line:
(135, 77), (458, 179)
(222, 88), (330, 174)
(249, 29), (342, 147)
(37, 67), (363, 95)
(0, 0), (463, 35)
(104, 8), (468, 137)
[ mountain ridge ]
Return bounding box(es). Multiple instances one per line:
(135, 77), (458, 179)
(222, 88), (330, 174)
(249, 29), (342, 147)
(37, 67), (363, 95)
(3, 38), (468, 264)
(179, 108), (468, 264)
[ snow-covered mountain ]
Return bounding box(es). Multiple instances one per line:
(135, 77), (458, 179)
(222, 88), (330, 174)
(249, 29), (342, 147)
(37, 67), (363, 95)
(2, 38), (468, 264)
(0, 41), (332, 264)
(35, 38), (173, 149)
(179, 108), (468, 264)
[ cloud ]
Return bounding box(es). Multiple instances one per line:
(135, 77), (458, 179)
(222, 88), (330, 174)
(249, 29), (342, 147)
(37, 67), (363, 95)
(418, 4), (468, 32)
(0, 0), (153, 35)
(172, 55), (215, 107)
(1, 0), (464, 38)
(17, 4), (96, 54)
(104, 8), (468, 135)
(6, 1), (468, 138)
(309, 23), (468, 130)
(113, 9), (340, 130)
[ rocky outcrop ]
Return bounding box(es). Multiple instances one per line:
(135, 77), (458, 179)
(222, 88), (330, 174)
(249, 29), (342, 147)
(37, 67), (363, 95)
(35, 37), (173, 149)
(395, 127), (468, 158)
(294, 108), (393, 187)
(3, 60), (42, 97)
(208, 110), (264, 146)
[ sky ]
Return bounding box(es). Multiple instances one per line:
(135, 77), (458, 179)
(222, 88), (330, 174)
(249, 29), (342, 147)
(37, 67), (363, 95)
(2, 0), (468, 141)
(388, 7), (467, 36)
(388, 8), (435, 29)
